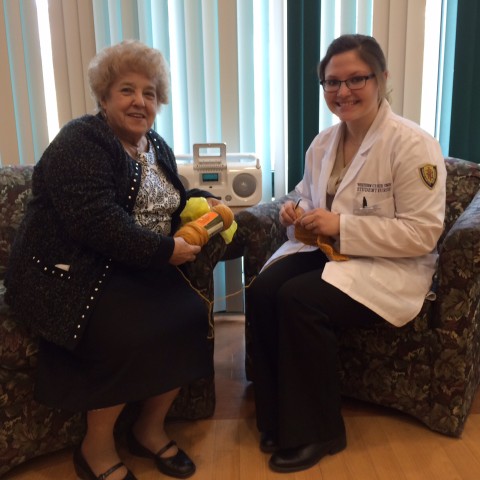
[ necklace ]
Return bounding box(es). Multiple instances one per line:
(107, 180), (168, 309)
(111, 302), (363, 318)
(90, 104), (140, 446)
(343, 123), (366, 147)
(344, 135), (364, 147)
(342, 135), (363, 168)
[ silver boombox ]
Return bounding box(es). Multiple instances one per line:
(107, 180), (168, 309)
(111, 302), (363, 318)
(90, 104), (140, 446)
(176, 143), (262, 207)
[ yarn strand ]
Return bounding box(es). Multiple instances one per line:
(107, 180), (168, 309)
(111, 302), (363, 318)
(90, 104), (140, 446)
(176, 266), (257, 339)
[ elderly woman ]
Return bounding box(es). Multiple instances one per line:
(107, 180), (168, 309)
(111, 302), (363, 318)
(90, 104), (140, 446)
(5, 40), (221, 480)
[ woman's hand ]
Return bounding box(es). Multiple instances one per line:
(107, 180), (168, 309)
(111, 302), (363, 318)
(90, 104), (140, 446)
(297, 208), (340, 237)
(206, 197), (222, 208)
(280, 200), (303, 227)
(169, 237), (201, 265)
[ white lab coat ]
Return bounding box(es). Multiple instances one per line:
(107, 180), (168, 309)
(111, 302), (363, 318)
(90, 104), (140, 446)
(265, 100), (446, 326)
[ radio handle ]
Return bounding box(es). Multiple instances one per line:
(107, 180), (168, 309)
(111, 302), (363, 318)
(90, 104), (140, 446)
(193, 143), (227, 170)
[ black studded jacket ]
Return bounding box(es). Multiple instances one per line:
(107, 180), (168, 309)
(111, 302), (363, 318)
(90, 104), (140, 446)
(5, 113), (212, 350)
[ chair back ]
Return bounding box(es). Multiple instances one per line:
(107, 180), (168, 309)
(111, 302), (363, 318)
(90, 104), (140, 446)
(439, 157), (480, 246)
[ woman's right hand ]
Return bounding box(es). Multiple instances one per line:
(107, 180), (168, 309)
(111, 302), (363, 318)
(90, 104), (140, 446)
(169, 237), (201, 265)
(280, 200), (304, 227)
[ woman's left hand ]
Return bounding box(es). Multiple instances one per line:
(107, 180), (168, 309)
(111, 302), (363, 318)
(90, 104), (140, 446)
(206, 197), (222, 208)
(297, 208), (340, 237)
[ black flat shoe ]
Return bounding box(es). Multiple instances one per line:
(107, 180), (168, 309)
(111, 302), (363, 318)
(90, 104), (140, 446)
(260, 432), (278, 453)
(73, 446), (137, 480)
(269, 434), (346, 473)
(126, 430), (196, 479)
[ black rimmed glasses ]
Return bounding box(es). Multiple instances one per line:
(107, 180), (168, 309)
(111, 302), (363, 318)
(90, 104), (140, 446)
(320, 73), (376, 92)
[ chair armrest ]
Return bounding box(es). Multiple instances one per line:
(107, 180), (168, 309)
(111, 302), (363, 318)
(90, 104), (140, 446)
(181, 234), (227, 302)
(232, 194), (298, 285)
(433, 190), (480, 329)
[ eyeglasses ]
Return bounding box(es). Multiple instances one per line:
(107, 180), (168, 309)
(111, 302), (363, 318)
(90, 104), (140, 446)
(320, 73), (376, 92)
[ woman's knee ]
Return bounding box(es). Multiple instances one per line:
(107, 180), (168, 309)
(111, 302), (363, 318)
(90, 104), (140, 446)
(248, 270), (277, 306)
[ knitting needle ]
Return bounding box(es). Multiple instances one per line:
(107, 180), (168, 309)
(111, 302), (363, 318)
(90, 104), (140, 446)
(293, 198), (301, 222)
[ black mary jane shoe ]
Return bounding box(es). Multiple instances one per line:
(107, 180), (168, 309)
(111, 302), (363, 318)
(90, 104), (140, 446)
(259, 432), (278, 453)
(126, 430), (196, 479)
(73, 446), (137, 480)
(269, 434), (347, 473)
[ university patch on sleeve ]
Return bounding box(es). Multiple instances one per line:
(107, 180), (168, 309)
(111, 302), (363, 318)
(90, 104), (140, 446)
(419, 164), (438, 189)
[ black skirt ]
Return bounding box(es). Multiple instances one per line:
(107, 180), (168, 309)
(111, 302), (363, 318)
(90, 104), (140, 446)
(35, 264), (213, 412)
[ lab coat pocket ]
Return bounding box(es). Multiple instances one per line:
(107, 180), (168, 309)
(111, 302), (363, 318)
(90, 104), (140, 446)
(369, 256), (434, 298)
(358, 196), (395, 218)
(369, 257), (408, 293)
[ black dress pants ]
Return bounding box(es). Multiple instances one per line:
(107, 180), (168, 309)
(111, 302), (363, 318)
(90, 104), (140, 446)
(246, 249), (383, 449)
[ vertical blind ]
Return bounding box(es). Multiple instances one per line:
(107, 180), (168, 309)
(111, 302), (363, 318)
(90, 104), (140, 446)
(318, 0), (425, 132)
(318, 0), (374, 132)
(448, 0), (480, 163)
(1, 0), (48, 166)
(437, 0), (458, 157)
(0, 0), (96, 166)
(0, 0), (476, 172)
(48, 0), (96, 128)
(0, 0), (287, 204)
(1, 0), (474, 171)
(373, 0), (426, 123)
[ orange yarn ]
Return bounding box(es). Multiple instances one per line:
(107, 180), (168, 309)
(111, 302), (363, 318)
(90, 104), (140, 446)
(175, 204), (234, 246)
(212, 204), (234, 228)
(294, 210), (349, 262)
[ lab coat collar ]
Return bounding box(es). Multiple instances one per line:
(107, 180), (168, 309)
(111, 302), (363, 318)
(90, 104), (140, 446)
(333, 100), (391, 197)
(357, 99), (391, 155)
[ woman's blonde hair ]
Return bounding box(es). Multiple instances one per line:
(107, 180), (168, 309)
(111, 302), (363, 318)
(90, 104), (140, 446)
(88, 40), (170, 111)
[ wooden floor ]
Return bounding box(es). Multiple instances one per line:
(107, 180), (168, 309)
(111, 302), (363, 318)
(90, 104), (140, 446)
(4, 315), (480, 480)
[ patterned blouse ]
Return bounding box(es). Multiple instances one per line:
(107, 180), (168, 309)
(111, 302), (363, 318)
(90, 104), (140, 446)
(132, 141), (181, 235)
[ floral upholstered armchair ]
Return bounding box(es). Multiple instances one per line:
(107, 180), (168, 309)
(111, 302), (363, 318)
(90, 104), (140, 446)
(0, 165), (226, 477)
(226, 157), (480, 438)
